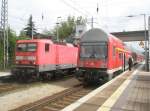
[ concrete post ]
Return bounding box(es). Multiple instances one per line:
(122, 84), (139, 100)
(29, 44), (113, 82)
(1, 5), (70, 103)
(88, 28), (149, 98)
(148, 16), (150, 71)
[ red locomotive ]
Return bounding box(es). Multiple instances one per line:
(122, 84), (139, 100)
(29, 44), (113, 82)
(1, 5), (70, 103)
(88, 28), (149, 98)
(12, 39), (78, 81)
(75, 28), (144, 83)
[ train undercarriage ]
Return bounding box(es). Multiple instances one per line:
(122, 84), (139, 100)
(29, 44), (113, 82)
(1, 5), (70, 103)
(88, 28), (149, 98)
(75, 68), (109, 84)
(75, 67), (124, 84)
(11, 65), (75, 82)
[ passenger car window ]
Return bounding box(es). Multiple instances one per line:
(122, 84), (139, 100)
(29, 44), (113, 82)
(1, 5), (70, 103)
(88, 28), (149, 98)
(45, 44), (49, 52)
(113, 46), (116, 57)
(119, 53), (122, 59)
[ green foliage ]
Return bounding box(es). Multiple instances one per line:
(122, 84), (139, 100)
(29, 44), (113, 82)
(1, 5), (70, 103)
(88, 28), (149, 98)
(0, 28), (17, 70)
(42, 29), (53, 36)
(0, 40), (4, 69)
(53, 16), (86, 41)
(41, 29), (54, 39)
(18, 29), (31, 40)
(76, 16), (87, 25)
(19, 29), (26, 38)
(8, 28), (17, 65)
(24, 15), (37, 38)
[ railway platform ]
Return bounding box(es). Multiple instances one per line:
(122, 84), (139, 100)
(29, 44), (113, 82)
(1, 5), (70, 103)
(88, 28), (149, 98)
(62, 63), (150, 111)
(0, 72), (11, 77)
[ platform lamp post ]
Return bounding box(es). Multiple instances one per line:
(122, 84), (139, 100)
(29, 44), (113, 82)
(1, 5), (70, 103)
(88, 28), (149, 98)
(56, 16), (61, 42)
(127, 14), (148, 71)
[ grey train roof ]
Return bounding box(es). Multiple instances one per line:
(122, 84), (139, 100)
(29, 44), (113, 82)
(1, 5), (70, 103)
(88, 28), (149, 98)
(81, 28), (109, 42)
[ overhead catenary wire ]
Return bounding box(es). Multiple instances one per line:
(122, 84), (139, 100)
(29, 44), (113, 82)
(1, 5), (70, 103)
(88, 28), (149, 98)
(68, 0), (93, 16)
(67, 0), (100, 28)
(60, 0), (89, 17)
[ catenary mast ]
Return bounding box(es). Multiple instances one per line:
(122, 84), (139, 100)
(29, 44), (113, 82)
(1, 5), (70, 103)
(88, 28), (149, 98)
(1, 0), (8, 69)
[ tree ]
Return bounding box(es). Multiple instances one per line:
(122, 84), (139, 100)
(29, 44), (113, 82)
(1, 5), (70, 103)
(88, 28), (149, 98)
(76, 16), (87, 25)
(8, 28), (17, 66)
(0, 28), (17, 69)
(42, 29), (53, 36)
(24, 15), (37, 38)
(53, 16), (86, 41)
(0, 38), (4, 69)
(19, 29), (26, 38)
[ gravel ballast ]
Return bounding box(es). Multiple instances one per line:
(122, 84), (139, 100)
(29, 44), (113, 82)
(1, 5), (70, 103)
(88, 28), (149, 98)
(0, 78), (79, 111)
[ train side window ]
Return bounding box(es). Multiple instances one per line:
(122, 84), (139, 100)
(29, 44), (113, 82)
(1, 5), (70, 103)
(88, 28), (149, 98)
(119, 53), (122, 59)
(45, 44), (49, 52)
(113, 46), (115, 57)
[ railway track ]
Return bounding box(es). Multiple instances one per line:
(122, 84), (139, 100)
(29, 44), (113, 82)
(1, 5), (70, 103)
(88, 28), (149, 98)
(0, 74), (74, 95)
(0, 76), (22, 95)
(12, 84), (95, 111)
(0, 83), (23, 95)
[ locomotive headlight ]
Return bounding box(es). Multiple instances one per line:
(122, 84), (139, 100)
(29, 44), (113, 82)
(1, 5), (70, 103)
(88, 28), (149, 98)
(101, 62), (107, 68)
(27, 56), (36, 61)
(15, 61), (19, 64)
(16, 56), (23, 60)
(76, 68), (79, 71)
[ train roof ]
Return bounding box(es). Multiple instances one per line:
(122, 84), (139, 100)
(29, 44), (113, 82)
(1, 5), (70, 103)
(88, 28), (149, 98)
(17, 39), (54, 44)
(81, 28), (109, 42)
(124, 43), (144, 55)
(17, 39), (75, 47)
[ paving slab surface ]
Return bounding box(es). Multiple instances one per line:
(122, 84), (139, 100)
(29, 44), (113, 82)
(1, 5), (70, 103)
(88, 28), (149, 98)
(62, 64), (150, 111)
(0, 78), (79, 111)
(0, 72), (10, 77)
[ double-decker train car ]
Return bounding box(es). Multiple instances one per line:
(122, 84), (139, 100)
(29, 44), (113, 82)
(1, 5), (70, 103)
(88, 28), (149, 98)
(75, 28), (143, 83)
(125, 45), (144, 64)
(12, 39), (78, 81)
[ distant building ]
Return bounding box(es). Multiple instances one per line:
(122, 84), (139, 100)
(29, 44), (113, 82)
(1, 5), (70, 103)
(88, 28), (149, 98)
(73, 24), (87, 45)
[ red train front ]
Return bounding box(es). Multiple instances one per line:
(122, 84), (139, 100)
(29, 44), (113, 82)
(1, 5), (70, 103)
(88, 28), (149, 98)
(76, 28), (142, 83)
(12, 39), (78, 81)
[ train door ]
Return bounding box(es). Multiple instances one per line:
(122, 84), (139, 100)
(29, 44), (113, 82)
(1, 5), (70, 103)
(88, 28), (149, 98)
(123, 53), (126, 71)
(119, 52), (125, 71)
(113, 46), (117, 68)
(55, 45), (59, 69)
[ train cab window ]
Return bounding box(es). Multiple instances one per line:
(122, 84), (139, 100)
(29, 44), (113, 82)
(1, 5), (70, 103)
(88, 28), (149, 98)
(17, 43), (37, 52)
(80, 43), (107, 59)
(45, 44), (49, 52)
(17, 44), (26, 52)
(27, 43), (37, 52)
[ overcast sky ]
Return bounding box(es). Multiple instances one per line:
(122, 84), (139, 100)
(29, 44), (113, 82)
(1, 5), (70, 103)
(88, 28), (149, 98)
(4, 0), (150, 51)
(7, 0), (150, 34)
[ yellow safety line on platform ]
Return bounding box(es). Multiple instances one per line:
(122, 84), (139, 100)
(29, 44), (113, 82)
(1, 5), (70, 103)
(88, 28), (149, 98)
(97, 64), (143, 111)
(61, 70), (128, 111)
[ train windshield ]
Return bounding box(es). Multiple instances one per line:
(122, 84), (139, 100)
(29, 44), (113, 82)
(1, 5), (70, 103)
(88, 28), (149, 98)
(17, 43), (37, 52)
(80, 43), (107, 59)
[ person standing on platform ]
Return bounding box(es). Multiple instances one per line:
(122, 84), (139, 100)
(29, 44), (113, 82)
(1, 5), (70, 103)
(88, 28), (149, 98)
(128, 57), (133, 71)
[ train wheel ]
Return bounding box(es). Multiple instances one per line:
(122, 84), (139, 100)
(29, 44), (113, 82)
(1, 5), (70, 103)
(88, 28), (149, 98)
(41, 72), (54, 81)
(55, 70), (64, 79)
(47, 72), (54, 80)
